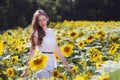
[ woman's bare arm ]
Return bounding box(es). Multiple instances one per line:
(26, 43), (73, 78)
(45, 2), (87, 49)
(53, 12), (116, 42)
(21, 36), (38, 77)
(27, 36), (38, 61)
(55, 43), (71, 70)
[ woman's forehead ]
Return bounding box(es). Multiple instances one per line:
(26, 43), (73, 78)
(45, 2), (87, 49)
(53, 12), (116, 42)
(38, 15), (47, 20)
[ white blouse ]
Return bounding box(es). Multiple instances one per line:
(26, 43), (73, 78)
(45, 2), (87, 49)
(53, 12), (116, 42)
(34, 28), (56, 52)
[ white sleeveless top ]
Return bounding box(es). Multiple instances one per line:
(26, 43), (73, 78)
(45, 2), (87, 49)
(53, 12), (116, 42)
(34, 28), (56, 52)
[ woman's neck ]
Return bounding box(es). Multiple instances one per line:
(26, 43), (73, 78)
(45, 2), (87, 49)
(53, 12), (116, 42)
(43, 26), (48, 31)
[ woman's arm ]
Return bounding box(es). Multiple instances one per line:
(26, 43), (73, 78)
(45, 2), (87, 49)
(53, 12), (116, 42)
(55, 43), (71, 70)
(21, 48), (35, 78)
(27, 35), (38, 62)
(26, 47), (35, 65)
(21, 36), (38, 77)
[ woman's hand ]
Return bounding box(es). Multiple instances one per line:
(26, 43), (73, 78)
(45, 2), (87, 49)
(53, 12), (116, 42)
(21, 70), (28, 78)
(20, 60), (30, 78)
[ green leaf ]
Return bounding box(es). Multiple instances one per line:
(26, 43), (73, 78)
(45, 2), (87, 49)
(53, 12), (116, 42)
(76, 63), (84, 73)
(109, 69), (120, 80)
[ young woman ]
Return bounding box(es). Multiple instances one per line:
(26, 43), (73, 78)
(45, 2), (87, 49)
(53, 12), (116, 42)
(21, 9), (71, 79)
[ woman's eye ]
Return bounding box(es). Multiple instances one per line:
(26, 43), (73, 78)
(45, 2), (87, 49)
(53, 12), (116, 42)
(38, 18), (46, 22)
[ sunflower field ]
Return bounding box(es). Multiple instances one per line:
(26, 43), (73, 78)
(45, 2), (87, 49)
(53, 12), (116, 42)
(0, 20), (120, 80)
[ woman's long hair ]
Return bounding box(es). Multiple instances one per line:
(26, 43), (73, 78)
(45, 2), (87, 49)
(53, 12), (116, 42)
(30, 10), (49, 49)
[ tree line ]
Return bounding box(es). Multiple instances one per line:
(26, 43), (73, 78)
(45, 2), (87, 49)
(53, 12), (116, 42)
(0, 0), (120, 31)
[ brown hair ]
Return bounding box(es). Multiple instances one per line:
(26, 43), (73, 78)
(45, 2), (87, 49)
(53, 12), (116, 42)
(30, 10), (49, 49)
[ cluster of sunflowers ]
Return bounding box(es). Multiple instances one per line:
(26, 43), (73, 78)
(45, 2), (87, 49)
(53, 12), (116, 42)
(0, 20), (120, 80)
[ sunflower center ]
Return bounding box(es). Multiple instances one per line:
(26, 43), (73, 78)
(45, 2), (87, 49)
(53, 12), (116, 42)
(9, 70), (12, 75)
(3, 41), (7, 44)
(93, 54), (98, 57)
(112, 38), (118, 42)
(111, 46), (115, 51)
(59, 75), (63, 79)
(101, 34), (105, 37)
(98, 31), (102, 35)
(79, 32), (84, 37)
(34, 59), (42, 65)
(103, 78), (108, 80)
(13, 41), (16, 44)
(15, 48), (18, 51)
(73, 69), (76, 73)
(71, 32), (76, 37)
(88, 36), (93, 40)
(54, 71), (59, 77)
(79, 43), (83, 46)
(57, 37), (61, 40)
(12, 58), (15, 63)
(64, 47), (70, 52)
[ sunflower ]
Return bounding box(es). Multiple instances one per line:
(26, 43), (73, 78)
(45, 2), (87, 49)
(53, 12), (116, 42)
(60, 44), (74, 57)
(61, 32), (67, 37)
(20, 46), (26, 52)
(12, 39), (19, 45)
(28, 53), (48, 71)
(86, 34), (95, 43)
(72, 66), (78, 74)
(56, 30), (61, 34)
(56, 36), (62, 43)
(6, 68), (14, 77)
(0, 77), (2, 80)
(73, 75), (86, 80)
(58, 74), (67, 80)
(113, 53), (120, 62)
(52, 69), (60, 78)
(96, 62), (102, 69)
(0, 40), (4, 56)
(77, 40), (84, 49)
(109, 33), (120, 43)
(109, 44), (119, 55)
(88, 48), (102, 56)
(11, 56), (18, 63)
(69, 30), (78, 39)
(111, 37), (119, 43)
(88, 48), (102, 62)
(78, 32), (84, 37)
(96, 30), (106, 39)
(90, 53), (102, 62)
(98, 75), (109, 80)
(86, 71), (93, 79)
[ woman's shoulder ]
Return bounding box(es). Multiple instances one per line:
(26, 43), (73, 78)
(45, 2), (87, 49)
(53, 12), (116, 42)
(47, 28), (56, 35)
(47, 28), (54, 32)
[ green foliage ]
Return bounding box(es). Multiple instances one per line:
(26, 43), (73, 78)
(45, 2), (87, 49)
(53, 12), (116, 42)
(1, 0), (120, 31)
(109, 69), (120, 80)
(37, 0), (61, 21)
(0, 0), (37, 30)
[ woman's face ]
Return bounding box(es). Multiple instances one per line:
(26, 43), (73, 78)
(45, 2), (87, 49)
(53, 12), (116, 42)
(38, 15), (48, 28)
